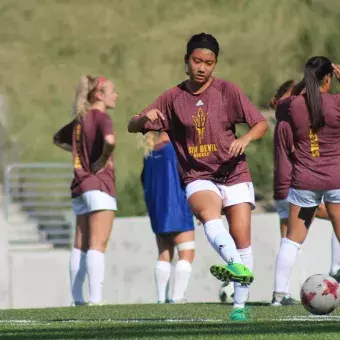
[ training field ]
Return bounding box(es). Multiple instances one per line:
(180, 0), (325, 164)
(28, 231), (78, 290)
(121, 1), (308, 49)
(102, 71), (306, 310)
(0, 303), (339, 339)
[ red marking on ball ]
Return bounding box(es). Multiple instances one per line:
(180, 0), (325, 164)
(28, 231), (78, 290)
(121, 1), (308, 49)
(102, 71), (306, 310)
(301, 291), (316, 307)
(322, 280), (338, 299)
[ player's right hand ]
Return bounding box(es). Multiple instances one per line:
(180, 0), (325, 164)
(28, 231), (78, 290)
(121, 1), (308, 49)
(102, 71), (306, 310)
(145, 109), (165, 122)
(332, 64), (340, 81)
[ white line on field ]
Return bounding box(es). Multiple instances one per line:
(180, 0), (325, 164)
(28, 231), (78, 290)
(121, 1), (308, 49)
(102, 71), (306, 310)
(0, 318), (223, 325)
(59, 318), (224, 324)
(271, 315), (340, 322)
(0, 320), (37, 324)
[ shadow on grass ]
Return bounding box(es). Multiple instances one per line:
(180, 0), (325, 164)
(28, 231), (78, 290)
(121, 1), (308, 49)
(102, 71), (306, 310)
(0, 320), (340, 339)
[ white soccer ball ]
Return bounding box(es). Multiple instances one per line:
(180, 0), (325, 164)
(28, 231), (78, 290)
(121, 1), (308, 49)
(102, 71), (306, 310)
(219, 281), (234, 303)
(300, 274), (340, 315)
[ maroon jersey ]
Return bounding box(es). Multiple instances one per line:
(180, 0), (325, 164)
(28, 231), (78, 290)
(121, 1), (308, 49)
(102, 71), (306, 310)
(276, 93), (340, 190)
(273, 100), (294, 200)
(55, 109), (115, 198)
(131, 78), (266, 186)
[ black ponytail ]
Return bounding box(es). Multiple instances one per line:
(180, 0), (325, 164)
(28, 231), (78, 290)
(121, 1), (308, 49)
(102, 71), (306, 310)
(304, 56), (333, 132)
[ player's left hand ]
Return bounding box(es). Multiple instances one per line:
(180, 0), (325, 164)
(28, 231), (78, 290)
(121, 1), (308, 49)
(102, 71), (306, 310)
(229, 135), (251, 157)
(332, 64), (340, 81)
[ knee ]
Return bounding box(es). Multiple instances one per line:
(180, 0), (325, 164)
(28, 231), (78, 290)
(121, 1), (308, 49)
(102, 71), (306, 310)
(178, 250), (195, 263)
(177, 241), (195, 263)
(89, 240), (109, 253)
(158, 252), (172, 262)
(74, 240), (89, 253)
(195, 209), (221, 224)
(234, 240), (251, 249)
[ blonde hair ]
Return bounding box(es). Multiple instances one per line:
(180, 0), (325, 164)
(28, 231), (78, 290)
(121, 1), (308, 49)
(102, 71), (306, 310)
(72, 75), (105, 119)
(143, 131), (160, 157)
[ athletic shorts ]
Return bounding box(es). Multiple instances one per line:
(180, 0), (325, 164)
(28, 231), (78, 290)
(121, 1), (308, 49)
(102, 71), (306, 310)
(274, 199), (290, 220)
(288, 188), (339, 208)
(72, 190), (117, 215)
(185, 180), (255, 210)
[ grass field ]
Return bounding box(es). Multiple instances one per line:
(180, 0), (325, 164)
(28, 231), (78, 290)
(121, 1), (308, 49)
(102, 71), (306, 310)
(0, 303), (339, 339)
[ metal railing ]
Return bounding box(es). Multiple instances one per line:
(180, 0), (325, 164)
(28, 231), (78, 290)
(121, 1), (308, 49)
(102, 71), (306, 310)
(3, 163), (74, 247)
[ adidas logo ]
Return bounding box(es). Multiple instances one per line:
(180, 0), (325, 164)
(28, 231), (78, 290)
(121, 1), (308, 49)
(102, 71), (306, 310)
(219, 244), (227, 254)
(196, 100), (204, 106)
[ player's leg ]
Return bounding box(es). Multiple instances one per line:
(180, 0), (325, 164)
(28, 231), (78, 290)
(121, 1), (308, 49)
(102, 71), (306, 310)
(85, 191), (116, 305)
(273, 188), (319, 305)
(315, 202), (340, 282)
(221, 182), (255, 321)
(330, 232), (340, 282)
(315, 203), (328, 219)
(87, 210), (114, 305)
(171, 230), (195, 303)
(323, 191), (340, 282)
(274, 199), (290, 238)
(155, 234), (173, 303)
(70, 214), (89, 306)
(273, 199), (298, 305)
(186, 180), (252, 284)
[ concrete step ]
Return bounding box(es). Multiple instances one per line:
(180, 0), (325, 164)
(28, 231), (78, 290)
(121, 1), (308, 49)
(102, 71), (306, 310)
(9, 243), (54, 251)
(7, 214), (39, 225)
(8, 229), (40, 239)
(9, 233), (41, 243)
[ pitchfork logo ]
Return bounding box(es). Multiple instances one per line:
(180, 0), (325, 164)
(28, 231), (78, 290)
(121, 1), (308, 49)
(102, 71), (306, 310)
(192, 108), (208, 144)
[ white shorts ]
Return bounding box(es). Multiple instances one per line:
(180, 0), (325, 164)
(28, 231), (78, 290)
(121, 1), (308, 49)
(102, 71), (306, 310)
(288, 188), (339, 208)
(185, 180), (255, 210)
(274, 199), (290, 219)
(72, 190), (117, 215)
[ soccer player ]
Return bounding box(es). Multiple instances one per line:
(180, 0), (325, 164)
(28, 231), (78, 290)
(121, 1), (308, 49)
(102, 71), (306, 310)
(128, 33), (268, 321)
(271, 77), (340, 306)
(273, 57), (340, 305)
(141, 131), (195, 304)
(53, 75), (117, 306)
(272, 80), (330, 239)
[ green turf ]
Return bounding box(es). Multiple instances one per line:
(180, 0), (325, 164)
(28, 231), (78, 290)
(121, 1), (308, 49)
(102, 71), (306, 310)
(0, 303), (339, 339)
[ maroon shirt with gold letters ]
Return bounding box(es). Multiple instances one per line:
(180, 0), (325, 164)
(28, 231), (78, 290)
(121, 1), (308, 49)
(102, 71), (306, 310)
(54, 109), (115, 198)
(275, 93), (340, 191)
(130, 78), (266, 186)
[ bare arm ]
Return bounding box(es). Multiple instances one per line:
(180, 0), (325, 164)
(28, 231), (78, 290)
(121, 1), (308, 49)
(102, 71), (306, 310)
(228, 85), (268, 156)
(229, 120), (268, 156)
(243, 120), (268, 143)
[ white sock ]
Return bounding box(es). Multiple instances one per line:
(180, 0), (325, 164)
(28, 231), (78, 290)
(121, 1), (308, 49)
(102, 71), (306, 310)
(233, 246), (253, 309)
(69, 248), (87, 304)
(204, 219), (242, 264)
(275, 238), (301, 293)
(172, 260), (192, 301)
(155, 261), (171, 303)
(330, 232), (340, 276)
(87, 249), (105, 304)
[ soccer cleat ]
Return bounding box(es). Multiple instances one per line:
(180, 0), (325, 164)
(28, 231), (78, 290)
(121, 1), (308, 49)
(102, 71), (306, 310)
(169, 298), (187, 304)
(210, 263), (254, 284)
(88, 301), (107, 306)
(229, 308), (248, 321)
(71, 301), (88, 307)
(330, 269), (340, 283)
(271, 292), (299, 306)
